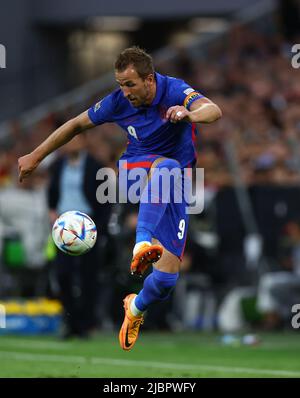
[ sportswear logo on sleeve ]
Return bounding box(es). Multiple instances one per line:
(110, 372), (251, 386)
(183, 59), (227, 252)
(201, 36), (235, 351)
(183, 88), (195, 95)
(94, 100), (103, 112)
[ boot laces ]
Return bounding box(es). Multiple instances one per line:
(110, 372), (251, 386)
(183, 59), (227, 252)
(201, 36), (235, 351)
(129, 318), (144, 338)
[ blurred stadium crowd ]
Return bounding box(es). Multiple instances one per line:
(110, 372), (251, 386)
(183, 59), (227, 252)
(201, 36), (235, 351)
(1, 21), (300, 335)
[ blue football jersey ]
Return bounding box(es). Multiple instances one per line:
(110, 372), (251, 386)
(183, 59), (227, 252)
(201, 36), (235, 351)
(88, 72), (204, 168)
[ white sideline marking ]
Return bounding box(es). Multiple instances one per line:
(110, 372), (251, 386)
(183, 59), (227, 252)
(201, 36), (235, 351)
(1, 350), (300, 377)
(0, 340), (70, 350)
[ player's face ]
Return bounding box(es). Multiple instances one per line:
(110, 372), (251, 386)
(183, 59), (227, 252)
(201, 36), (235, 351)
(115, 66), (155, 107)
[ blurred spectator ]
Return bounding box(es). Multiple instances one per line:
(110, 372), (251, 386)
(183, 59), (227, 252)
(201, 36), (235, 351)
(0, 169), (50, 296)
(0, 170), (49, 269)
(47, 134), (112, 339)
(256, 220), (300, 330)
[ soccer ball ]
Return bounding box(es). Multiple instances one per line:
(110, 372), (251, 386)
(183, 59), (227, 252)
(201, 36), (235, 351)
(52, 211), (97, 256)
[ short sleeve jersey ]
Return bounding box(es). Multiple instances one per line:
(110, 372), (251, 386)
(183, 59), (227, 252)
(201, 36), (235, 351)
(88, 72), (204, 168)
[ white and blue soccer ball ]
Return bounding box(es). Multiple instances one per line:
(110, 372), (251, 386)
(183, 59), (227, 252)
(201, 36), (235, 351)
(52, 211), (97, 256)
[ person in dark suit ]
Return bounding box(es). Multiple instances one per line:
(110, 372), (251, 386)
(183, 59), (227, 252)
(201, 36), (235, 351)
(48, 134), (112, 339)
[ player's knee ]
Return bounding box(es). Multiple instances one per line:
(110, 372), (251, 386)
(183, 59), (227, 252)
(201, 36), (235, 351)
(151, 268), (179, 300)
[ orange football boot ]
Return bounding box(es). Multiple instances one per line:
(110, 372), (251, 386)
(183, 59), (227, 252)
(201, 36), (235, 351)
(130, 243), (163, 276)
(119, 294), (144, 351)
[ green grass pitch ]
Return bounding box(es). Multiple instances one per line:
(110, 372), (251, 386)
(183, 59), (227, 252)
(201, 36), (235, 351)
(0, 331), (300, 378)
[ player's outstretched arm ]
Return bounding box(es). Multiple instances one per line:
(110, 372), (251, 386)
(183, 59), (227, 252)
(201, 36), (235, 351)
(18, 110), (94, 182)
(166, 97), (222, 124)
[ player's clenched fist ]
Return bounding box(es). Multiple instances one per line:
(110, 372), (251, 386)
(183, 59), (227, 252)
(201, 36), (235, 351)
(18, 153), (40, 182)
(166, 106), (190, 123)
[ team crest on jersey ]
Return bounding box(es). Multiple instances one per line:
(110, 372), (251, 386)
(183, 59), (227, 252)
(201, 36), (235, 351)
(94, 100), (103, 112)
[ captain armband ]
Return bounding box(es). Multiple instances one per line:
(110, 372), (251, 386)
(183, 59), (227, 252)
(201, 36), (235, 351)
(183, 92), (203, 110)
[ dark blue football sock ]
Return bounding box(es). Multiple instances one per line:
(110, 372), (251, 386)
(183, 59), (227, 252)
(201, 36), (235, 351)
(135, 268), (179, 311)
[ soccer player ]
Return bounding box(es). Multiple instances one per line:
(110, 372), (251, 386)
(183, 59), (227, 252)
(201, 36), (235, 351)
(18, 47), (222, 351)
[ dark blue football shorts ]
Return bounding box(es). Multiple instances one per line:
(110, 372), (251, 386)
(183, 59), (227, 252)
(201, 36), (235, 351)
(117, 153), (191, 259)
